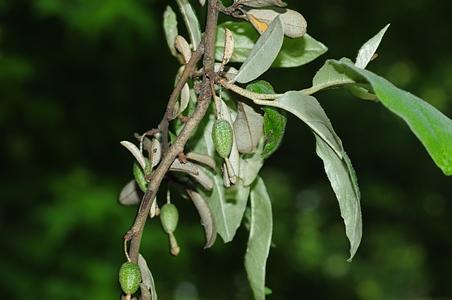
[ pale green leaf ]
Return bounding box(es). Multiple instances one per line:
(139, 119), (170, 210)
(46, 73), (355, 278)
(355, 24), (390, 69)
(237, 0), (287, 7)
(245, 177), (273, 300)
(235, 17), (284, 83)
(332, 61), (452, 175)
(233, 101), (264, 154)
(315, 136), (362, 261)
(216, 22), (327, 68)
(176, 0), (202, 49)
(246, 8), (307, 38)
(163, 6), (178, 57)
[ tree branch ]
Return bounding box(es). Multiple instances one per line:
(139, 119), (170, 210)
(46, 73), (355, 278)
(124, 0), (220, 266)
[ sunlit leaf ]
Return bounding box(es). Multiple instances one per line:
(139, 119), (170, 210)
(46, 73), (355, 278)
(332, 61), (452, 175)
(235, 17), (284, 83)
(355, 24), (390, 69)
(246, 8), (307, 38)
(245, 177), (273, 300)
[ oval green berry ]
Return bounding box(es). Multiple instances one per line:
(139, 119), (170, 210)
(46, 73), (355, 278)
(133, 162), (147, 192)
(160, 203), (179, 234)
(212, 119), (233, 159)
(119, 262), (141, 295)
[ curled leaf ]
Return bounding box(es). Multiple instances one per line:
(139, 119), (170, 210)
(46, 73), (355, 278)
(186, 152), (216, 169)
(120, 141), (146, 170)
(355, 24), (390, 69)
(187, 189), (217, 248)
(246, 8), (307, 38)
(118, 180), (141, 206)
(175, 35), (192, 64)
(176, 0), (202, 50)
(170, 160), (214, 191)
(221, 28), (234, 68)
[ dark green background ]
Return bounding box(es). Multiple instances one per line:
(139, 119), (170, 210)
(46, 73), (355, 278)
(1, 0), (451, 299)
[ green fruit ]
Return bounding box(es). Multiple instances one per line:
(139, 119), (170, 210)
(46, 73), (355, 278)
(119, 262), (141, 295)
(212, 119), (233, 159)
(160, 203), (179, 234)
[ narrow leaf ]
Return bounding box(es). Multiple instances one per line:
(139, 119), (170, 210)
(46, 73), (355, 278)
(315, 136), (362, 260)
(175, 35), (192, 64)
(176, 0), (202, 49)
(170, 160), (214, 191)
(235, 17), (284, 83)
(187, 189), (217, 248)
(333, 61), (452, 175)
(163, 6), (178, 57)
(355, 24), (390, 69)
(245, 177), (273, 300)
(120, 141), (146, 170)
(138, 254), (158, 300)
(216, 22), (326, 68)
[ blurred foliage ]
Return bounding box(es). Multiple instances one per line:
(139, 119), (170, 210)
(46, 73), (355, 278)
(0, 0), (451, 299)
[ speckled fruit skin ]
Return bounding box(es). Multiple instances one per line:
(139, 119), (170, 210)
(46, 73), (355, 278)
(160, 203), (179, 233)
(119, 262), (141, 294)
(212, 119), (233, 159)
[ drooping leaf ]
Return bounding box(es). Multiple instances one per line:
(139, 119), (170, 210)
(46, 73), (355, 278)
(138, 254), (158, 300)
(176, 0), (202, 49)
(163, 6), (178, 57)
(169, 160), (214, 191)
(175, 35), (192, 64)
(355, 24), (390, 69)
(245, 177), (273, 300)
(235, 17), (284, 83)
(332, 61), (452, 175)
(239, 143), (264, 186)
(236, 0), (287, 8)
(187, 189), (217, 248)
(216, 22), (326, 68)
(233, 101), (264, 154)
(255, 92), (362, 259)
(246, 80), (287, 159)
(246, 8), (307, 38)
(191, 113), (251, 242)
(120, 141), (146, 170)
(315, 136), (362, 260)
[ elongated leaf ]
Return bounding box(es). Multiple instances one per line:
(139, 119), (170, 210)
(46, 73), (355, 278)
(332, 61), (452, 175)
(176, 0), (202, 49)
(256, 91), (343, 158)
(255, 92), (362, 259)
(187, 189), (217, 248)
(138, 254), (158, 300)
(163, 6), (178, 57)
(315, 136), (362, 260)
(234, 101), (264, 154)
(120, 141), (146, 170)
(235, 17), (284, 83)
(118, 180), (141, 205)
(216, 22), (326, 68)
(191, 113), (251, 242)
(245, 177), (273, 300)
(355, 24), (390, 69)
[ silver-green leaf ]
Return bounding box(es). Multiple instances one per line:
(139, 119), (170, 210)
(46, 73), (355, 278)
(355, 24), (390, 69)
(163, 6), (178, 57)
(235, 17), (284, 83)
(245, 176), (273, 300)
(176, 0), (202, 49)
